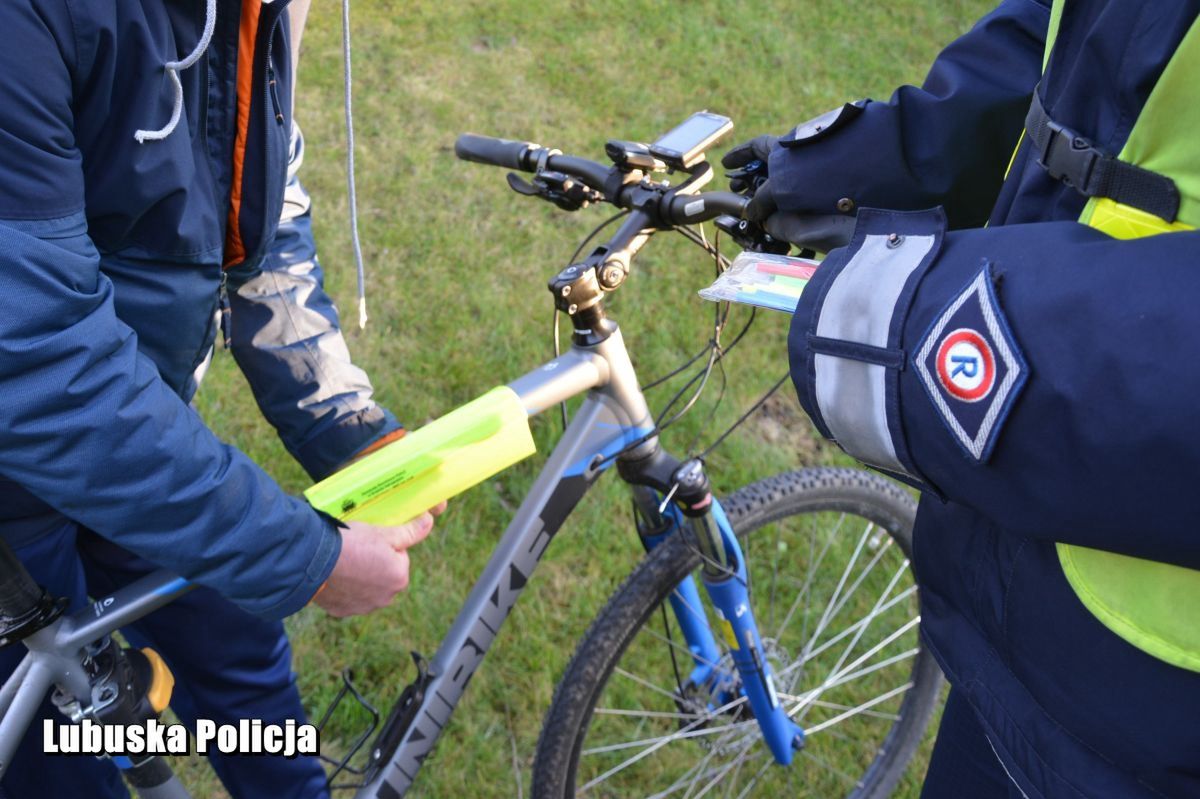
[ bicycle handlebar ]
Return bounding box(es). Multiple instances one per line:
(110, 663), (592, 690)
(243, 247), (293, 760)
(664, 191), (749, 224)
(454, 134), (533, 171)
(454, 133), (749, 224)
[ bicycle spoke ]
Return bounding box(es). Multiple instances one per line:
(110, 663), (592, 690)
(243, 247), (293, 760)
(776, 588), (917, 688)
(799, 747), (862, 788)
(801, 584), (917, 663)
(773, 512), (844, 641)
(671, 587), (713, 630)
(826, 618), (921, 690)
(720, 745), (753, 799)
(784, 647), (919, 715)
(644, 625), (723, 670)
(820, 558), (910, 687)
(613, 667), (694, 705)
(801, 521), (875, 659)
(803, 682), (913, 736)
(579, 699), (752, 791)
(732, 757), (773, 799)
(809, 535), (894, 649)
(647, 745), (721, 799)
(582, 711), (752, 757)
(689, 743), (758, 799)
(807, 698), (901, 722)
(795, 513), (819, 681)
(767, 525), (780, 636)
(595, 707), (707, 721)
(786, 618), (921, 717)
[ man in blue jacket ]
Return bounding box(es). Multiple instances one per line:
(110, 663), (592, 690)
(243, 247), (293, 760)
(0, 2), (437, 796)
(727, 0), (1200, 796)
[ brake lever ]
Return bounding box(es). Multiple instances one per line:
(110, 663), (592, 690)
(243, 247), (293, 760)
(505, 172), (541, 197)
(505, 170), (603, 212)
(714, 215), (790, 255)
(725, 159), (769, 196)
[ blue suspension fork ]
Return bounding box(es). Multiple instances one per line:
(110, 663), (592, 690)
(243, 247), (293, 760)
(632, 463), (805, 764)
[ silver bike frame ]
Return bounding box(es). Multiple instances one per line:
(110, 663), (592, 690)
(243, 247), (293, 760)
(0, 571), (192, 797)
(0, 323), (660, 799)
(359, 324), (657, 798)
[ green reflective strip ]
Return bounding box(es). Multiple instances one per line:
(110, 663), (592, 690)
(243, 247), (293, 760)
(1001, 131), (1026, 184)
(993, 1), (1058, 218)
(1063, 9), (1200, 673)
(1044, 0), (1065, 70)
(1080, 197), (1194, 239)
(305, 386), (536, 525)
(1059, 545), (1200, 673)
(1104, 14), (1200, 228)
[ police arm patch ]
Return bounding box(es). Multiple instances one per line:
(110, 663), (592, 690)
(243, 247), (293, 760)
(913, 266), (1027, 462)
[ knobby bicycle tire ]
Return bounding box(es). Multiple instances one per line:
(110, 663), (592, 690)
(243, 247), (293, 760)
(533, 467), (943, 798)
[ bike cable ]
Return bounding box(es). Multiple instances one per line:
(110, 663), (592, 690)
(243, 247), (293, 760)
(588, 226), (767, 472)
(552, 210), (631, 430)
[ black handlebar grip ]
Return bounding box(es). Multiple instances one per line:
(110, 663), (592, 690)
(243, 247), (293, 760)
(666, 191), (750, 224)
(454, 134), (535, 171)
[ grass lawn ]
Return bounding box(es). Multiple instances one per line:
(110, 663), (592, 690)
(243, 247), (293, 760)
(188, 1), (994, 795)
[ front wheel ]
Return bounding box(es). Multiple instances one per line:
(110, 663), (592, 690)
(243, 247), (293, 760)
(534, 467), (943, 798)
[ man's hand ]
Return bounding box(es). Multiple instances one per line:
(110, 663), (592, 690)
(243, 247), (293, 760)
(722, 135), (856, 254)
(722, 134), (777, 192)
(721, 135), (779, 220)
(313, 502), (447, 618)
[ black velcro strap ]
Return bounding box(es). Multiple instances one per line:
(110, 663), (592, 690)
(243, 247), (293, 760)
(1025, 90), (1180, 222)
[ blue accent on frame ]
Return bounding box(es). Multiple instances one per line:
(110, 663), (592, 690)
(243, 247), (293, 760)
(640, 493), (805, 761)
(153, 576), (192, 597)
(677, 497), (805, 763)
(641, 502), (723, 684)
(670, 575), (723, 688)
(564, 423), (654, 477)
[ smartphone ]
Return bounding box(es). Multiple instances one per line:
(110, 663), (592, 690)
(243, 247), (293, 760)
(650, 111), (734, 169)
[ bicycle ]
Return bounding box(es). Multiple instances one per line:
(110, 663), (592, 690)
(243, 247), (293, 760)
(0, 114), (942, 798)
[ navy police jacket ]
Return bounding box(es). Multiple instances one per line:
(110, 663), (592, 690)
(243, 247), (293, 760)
(0, 2), (398, 619)
(773, 1), (1200, 796)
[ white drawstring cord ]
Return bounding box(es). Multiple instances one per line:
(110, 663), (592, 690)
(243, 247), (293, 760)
(135, 0), (219, 143)
(341, 0), (369, 329)
(136, 0), (368, 325)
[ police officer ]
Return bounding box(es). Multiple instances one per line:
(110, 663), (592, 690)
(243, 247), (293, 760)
(727, 0), (1200, 796)
(0, 2), (438, 796)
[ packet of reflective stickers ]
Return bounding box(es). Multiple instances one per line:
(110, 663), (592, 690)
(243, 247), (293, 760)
(699, 251), (819, 313)
(305, 386), (536, 525)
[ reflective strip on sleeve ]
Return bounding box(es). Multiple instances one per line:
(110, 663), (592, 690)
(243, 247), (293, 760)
(813, 233), (935, 473)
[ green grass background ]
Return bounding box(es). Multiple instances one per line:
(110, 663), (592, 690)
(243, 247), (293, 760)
(189, 1), (993, 795)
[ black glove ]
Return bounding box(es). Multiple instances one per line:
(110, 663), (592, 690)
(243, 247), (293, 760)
(721, 134), (778, 192)
(723, 134), (856, 253)
(722, 135), (781, 226)
(762, 212), (856, 254)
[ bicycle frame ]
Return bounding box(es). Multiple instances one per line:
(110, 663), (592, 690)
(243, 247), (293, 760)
(357, 320), (801, 797)
(0, 316), (801, 798)
(0, 571), (193, 797)
(0, 133), (803, 796)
